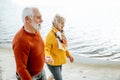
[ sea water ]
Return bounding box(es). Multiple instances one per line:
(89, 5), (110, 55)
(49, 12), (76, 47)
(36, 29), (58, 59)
(1, 0), (120, 62)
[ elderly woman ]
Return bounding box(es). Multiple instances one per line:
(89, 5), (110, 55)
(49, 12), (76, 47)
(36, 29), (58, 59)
(45, 14), (74, 80)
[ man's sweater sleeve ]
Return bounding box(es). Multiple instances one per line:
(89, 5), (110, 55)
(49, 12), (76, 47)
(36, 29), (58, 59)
(13, 39), (32, 80)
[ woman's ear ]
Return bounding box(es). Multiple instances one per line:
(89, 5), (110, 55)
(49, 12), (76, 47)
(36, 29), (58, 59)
(52, 22), (55, 26)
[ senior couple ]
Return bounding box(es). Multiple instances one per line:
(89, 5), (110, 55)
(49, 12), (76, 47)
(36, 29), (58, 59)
(12, 7), (74, 80)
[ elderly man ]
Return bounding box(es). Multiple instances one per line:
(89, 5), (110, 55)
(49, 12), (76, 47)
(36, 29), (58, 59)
(12, 7), (53, 80)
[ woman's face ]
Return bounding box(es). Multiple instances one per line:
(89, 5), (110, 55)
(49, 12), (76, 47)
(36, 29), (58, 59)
(55, 21), (64, 31)
(55, 24), (61, 31)
(61, 21), (64, 29)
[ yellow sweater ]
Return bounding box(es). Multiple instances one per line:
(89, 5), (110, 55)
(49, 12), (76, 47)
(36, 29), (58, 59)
(45, 29), (71, 66)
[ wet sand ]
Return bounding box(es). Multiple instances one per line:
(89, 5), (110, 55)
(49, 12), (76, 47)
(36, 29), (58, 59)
(1, 47), (120, 80)
(0, 67), (2, 80)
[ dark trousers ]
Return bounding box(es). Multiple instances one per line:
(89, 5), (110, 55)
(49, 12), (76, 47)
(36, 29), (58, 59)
(16, 69), (46, 80)
(47, 64), (62, 80)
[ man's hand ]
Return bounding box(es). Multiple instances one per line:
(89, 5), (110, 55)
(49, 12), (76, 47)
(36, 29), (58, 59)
(45, 56), (54, 64)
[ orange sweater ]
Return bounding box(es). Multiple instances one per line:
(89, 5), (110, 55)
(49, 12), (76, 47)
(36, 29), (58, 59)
(12, 27), (45, 80)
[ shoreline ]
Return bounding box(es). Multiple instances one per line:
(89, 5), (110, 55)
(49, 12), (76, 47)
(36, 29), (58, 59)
(1, 46), (120, 66)
(1, 47), (120, 80)
(73, 54), (120, 66)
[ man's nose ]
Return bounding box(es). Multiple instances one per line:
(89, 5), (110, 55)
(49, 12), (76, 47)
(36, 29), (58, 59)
(40, 19), (43, 23)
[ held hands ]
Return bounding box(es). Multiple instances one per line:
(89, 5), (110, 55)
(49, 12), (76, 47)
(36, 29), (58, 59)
(68, 56), (74, 63)
(45, 56), (54, 64)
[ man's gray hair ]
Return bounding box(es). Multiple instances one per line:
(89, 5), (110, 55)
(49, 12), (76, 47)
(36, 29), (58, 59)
(52, 14), (65, 26)
(22, 7), (34, 23)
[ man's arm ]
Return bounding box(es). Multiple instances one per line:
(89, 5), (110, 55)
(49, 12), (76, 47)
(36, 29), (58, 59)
(13, 40), (32, 80)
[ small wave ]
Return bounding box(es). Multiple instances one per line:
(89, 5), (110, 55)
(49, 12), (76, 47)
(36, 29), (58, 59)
(89, 53), (116, 58)
(111, 57), (120, 60)
(80, 48), (106, 54)
(0, 40), (11, 44)
(88, 52), (120, 61)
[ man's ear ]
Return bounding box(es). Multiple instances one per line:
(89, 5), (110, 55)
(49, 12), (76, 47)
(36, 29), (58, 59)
(25, 16), (31, 23)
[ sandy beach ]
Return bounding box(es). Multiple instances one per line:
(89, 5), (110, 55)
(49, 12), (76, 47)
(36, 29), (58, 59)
(1, 47), (120, 80)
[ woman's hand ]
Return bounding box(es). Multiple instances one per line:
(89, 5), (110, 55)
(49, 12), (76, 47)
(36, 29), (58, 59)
(45, 56), (54, 64)
(68, 56), (74, 63)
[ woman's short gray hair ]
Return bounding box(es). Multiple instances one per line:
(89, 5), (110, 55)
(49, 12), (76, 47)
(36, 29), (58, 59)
(52, 14), (65, 26)
(22, 7), (34, 23)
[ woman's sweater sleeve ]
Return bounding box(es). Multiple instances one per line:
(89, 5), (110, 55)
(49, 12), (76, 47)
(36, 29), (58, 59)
(45, 34), (52, 58)
(66, 50), (71, 57)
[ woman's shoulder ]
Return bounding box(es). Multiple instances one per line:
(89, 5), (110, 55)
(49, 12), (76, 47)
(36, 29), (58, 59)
(47, 29), (55, 37)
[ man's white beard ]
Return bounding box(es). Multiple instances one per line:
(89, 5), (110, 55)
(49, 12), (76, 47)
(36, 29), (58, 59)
(31, 21), (41, 31)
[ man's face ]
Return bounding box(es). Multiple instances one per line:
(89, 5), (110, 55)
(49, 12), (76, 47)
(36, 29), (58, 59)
(31, 9), (43, 31)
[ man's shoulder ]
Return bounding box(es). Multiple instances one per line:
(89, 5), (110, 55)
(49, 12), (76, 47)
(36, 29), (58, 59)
(13, 28), (23, 39)
(12, 33), (29, 49)
(13, 27), (28, 44)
